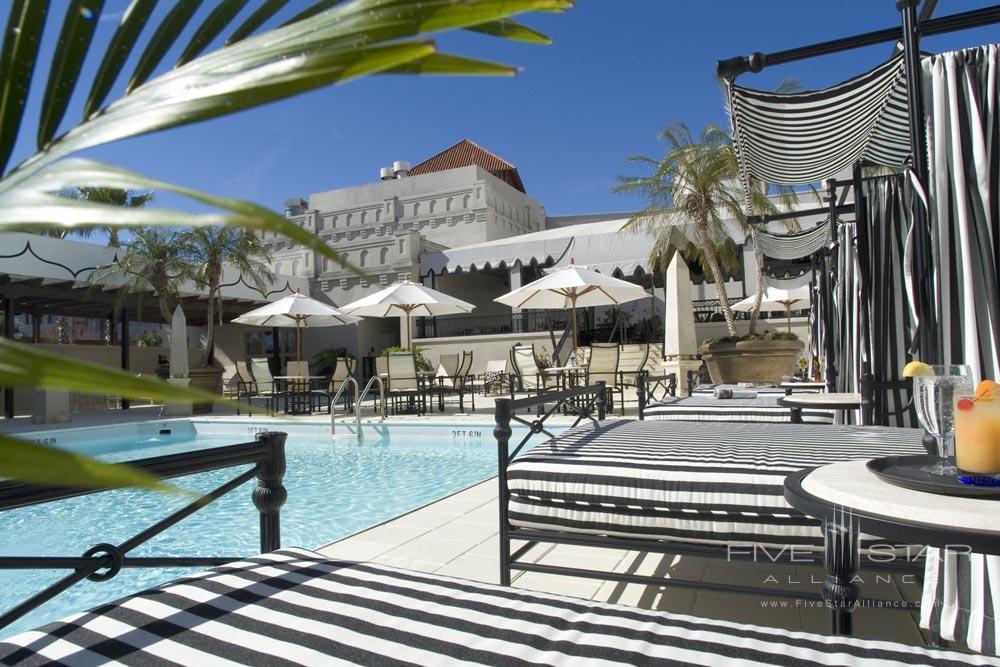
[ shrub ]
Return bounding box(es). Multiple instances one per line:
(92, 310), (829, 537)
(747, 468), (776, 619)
(703, 330), (799, 345)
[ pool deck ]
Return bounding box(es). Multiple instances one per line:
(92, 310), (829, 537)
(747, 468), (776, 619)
(316, 477), (928, 646)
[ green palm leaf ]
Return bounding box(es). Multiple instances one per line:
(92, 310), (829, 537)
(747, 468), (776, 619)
(0, 338), (235, 407)
(125, 0), (202, 93)
(83, 0), (156, 119)
(176, 0), (250, 67)
(37, 0), (105, 148)
(226, 0), (290, 45)
(465, 19), (552, 44)
(0, 434), (181, 494)
(0, 0), (49, 174)
(381, 53), (517, 76)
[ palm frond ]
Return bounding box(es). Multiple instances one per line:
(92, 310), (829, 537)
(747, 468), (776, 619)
(0, 1), (48, 173)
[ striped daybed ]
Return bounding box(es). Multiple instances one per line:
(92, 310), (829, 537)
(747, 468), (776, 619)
(641, 394), (835, 423)
(505, 419), (921, 548)
(1, 548), (994, 666)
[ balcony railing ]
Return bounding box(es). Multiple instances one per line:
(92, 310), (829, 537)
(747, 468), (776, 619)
(416, 309), (572, 339)
(692, 298), (809, 324)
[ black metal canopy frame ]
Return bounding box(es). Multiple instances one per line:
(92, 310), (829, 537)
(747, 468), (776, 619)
(0, 431), (287, 632)
(719, 1), (1000, 367)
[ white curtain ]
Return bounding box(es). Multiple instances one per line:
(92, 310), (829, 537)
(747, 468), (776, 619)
(920, 43), (1000, 656)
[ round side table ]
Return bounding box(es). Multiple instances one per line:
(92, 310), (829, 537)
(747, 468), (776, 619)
(778, 392), (861, 423)
(785, 460), (1000, 635)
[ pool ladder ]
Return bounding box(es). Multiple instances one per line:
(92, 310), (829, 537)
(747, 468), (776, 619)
(330, 376), (386, 439)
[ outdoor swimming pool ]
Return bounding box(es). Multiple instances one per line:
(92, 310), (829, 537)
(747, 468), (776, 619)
(0, 419), (550, 639)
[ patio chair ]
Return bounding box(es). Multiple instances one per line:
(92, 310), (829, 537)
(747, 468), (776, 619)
(375, 354), (388, 378)
(617, 343), (649, 387)
(314, 356), (355, 413)
(240, 359), (278, 415)
(509, 344), (555, 397)
(386, 351), (424, 415)
(436, 353), (461, 387)
(585, 342), (624, 415)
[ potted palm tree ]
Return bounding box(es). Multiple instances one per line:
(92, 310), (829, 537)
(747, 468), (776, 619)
(187, 226), (273, 411)
(616, 122), (803, 384)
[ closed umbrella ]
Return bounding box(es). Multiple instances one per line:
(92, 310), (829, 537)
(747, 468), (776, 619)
(732, 285), (811, 332)
(231, 291), (359, 361)
(339, 280), (475, 348)
(494, 261), (650, 355)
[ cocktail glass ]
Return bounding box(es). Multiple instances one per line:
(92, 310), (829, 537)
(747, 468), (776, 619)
(912, 365), (973, 476)
(955, 386), (1000, 475)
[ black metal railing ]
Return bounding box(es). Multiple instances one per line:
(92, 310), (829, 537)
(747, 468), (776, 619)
(0, 431), (287, 631)
(416, 309), (572, 339)
(692, 298), (810, 324)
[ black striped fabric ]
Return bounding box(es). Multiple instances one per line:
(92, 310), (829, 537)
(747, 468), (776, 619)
(727, 54), (910, 189)
(1, 548), (996, 666)
(644, 395), (834, 424)
(507, 420), (923, 548)
(753, 223), (832, 261)
(920, 43), (1000, 656)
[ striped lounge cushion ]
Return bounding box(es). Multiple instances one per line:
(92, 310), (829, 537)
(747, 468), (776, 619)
(691, 384), (796, 396)
(644, 395), (834, 423)
(507, 420), (924, 548)
(1, 548), (994, 666)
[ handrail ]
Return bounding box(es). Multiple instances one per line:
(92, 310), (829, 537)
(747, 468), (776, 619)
(354, 375), (387, 440)
(329, 376), (360, 437)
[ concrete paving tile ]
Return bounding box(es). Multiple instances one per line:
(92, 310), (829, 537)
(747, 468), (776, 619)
(425, 520), (499, 545)
(693, 590), (802, 631)
(379, 535), (476, 567)
(434, 553), (501, 585)
(344, 522), (430, 546)
(315, 540), (395, 561)
(513, 572), (603, 601)
(378, 510), (457, 532)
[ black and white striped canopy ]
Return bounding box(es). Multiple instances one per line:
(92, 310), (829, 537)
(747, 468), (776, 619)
(728, 54), (911, 189)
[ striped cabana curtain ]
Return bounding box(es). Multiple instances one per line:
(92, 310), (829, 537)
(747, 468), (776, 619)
(727, 54), (911, 198)
(920, 43), (1000, 656)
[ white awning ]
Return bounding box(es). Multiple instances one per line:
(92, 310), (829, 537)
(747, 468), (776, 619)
(420, 218), (659, 277)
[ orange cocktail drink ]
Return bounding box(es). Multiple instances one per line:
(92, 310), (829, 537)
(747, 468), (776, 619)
(955, 380), (1000, 474)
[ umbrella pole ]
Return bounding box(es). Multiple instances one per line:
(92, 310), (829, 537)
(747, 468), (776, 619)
(406, 309), (412, 350)
(571, 298), (579, 362)
(296, 318), (302, 361)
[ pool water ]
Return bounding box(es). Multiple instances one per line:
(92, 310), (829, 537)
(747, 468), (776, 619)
(0, 421), (543, 639)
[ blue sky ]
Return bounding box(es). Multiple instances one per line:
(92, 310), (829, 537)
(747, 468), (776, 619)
(9, 1), (999, 220)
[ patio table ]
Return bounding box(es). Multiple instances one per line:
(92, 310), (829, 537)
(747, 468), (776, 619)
(778, 391), (861, 423)
(273, 375), (327, 415)
(785, 461), (1000, 638)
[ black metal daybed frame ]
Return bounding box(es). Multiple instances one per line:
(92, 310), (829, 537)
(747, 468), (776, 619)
(494, 383), (922, 615)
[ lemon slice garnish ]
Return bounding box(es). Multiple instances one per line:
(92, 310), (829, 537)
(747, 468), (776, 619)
(903, 361), (935, 378)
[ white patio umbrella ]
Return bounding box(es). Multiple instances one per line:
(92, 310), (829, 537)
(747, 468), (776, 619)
(339, 280), (475, 348)
(494, 261), (650, 355)
(732, 285), (811, 332)
(231, 291), (359, 361)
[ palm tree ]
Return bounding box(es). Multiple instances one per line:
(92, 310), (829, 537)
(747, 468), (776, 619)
(104, 228), (197, 325)
(187, 226), (273, 367)
(615, 122), (796, 339)
(76, 188), (154, 247)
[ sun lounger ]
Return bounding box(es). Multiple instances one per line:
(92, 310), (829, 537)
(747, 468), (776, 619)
(642, 395), (835, 423)
(1, 548), (991, 666)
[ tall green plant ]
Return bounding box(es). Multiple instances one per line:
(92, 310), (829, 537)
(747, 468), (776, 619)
(187, 226), (273, 366)
(98, 227), (197, 324)
(0, 0), (570, 491)
(76, 187), (154, 246)
(615, 122), (797, 338)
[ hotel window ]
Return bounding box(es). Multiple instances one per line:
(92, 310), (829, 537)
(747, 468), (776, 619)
(360, 211), (367, 224)
(380, 247), (389, 264)
(359, 249), (368, 267)
(244, 330), (294, 365)
(445, 196), (453, 211)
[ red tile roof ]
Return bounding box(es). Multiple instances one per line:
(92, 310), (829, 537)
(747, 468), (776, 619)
(409, 139), (526, 193)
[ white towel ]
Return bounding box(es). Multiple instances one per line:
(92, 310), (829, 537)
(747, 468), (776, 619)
(713, 387), (758, 399)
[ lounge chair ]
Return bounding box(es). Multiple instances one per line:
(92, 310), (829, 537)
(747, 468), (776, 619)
(617, 343), (649, 387)
(248, 357), (281, 413)
(386, 350), (424, 415)
(1, 548), (982, 665)
(285, 360), (309, 377)
(585, 342), (625, 415)
(314, 356), (356, 413)
(643, 375), (834, 423)
(236, 359), (276, 415)
(509, 344), (556, 397)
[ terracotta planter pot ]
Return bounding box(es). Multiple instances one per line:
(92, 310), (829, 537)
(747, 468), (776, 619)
(187, 365), (223, 414)
(698, 339), (804, 385)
